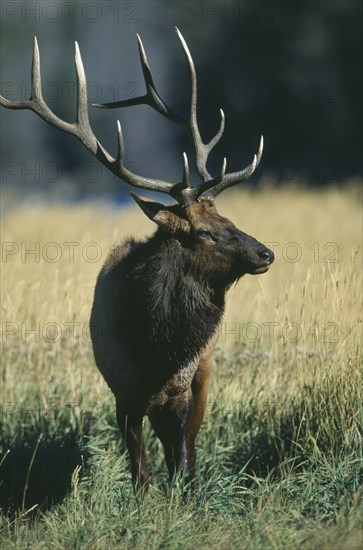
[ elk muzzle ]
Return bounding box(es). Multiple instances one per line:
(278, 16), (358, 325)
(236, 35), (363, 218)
(233, 231), (275, 276)
(249, 245), (274, 274)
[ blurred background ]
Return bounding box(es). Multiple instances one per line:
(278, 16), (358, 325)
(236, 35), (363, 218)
(1, 0), (362, 203)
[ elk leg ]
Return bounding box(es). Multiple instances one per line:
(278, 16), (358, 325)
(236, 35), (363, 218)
(115, 400), (149, 487)
(149, 407), (177, 479)
(149, 394), (194, 482)
(189, 358), (212, 470)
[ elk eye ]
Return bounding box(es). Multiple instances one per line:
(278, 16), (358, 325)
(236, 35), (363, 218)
(197, 229), (214, 240)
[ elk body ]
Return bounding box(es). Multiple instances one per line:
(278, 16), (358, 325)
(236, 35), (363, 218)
(1, 29), (274, 486)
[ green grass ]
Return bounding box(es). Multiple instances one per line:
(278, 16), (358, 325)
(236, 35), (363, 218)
(1, 368), (362, 549)
(1, 186), (362, 548)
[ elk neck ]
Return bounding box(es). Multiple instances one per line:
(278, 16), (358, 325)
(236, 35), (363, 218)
(119, 231), (226, 371)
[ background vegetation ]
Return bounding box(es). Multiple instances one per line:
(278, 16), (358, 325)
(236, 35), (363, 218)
(1, 185), (362, 548)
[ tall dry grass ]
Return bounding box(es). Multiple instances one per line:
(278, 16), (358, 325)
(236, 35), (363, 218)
(1, 185), (362, 548)
(2, 185), (361, 406)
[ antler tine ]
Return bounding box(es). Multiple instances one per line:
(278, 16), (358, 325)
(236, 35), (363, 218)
(182, 152), (190, 188)
(31, 36), (42, 101)
(0, 38), (95, 146)
(93, 34), (185, 126)
(1, 37), (70, 134)
(175, 27), (225, 183)
(74, 42), (92, 135)
(199, 135), (264, 200)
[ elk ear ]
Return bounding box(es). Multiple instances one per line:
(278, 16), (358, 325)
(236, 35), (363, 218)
(130, 193), (190, 233)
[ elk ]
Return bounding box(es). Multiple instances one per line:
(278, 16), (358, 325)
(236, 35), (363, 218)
(1, 28), (274, 487)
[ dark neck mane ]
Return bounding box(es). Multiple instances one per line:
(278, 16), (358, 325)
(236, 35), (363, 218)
(121, 234), (225, 369)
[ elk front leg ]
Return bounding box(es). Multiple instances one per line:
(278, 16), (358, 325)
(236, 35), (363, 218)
(189, 357), (212, 469)
(150, 393), (195, 482)
(116, 399), (149, 488)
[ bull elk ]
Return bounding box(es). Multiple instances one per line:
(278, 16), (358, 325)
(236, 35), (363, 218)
(1, 28), (274, 487)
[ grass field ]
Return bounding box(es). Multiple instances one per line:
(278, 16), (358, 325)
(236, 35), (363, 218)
(1, 185), (362, 549)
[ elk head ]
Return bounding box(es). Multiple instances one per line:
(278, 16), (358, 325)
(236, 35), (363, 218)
(132, 195), (273, 287)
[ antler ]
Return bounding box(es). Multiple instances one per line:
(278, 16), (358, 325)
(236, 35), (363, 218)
(0, 30), (263, 206)
(0, 37), (187, 201)
(95, 27), (263, 200)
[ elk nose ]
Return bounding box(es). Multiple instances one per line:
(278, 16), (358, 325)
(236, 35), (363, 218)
(259, 249), (274, 264)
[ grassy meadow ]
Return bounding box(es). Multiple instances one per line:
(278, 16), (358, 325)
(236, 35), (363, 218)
(1, 185), (362, 549)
